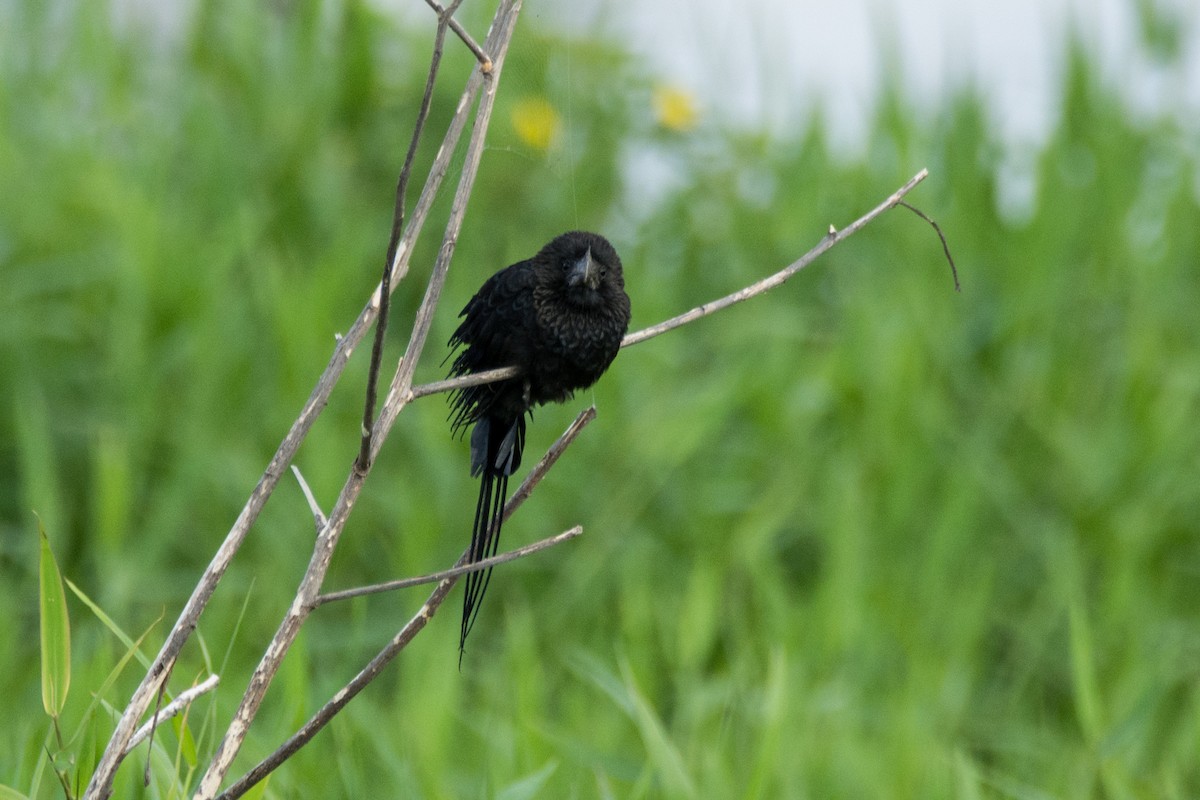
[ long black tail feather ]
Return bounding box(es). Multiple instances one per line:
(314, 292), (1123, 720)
(459, 415), (526, 662)
(459, 469), (507, 658)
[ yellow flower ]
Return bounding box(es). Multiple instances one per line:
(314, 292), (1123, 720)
(511, 97), (562, 151)
(653, 85), (698, 132)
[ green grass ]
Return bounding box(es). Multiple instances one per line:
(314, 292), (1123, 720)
(3, 1), (1199, 798)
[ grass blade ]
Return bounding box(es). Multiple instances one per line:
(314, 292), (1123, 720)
(37, 516), (71, 718)
(65, 577), (153, 670)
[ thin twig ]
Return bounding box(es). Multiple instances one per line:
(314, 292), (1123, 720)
(314, 406), (596, 608)
(216, 406), (594, 800)
(124, 675), (220, 755)
(409, 365), (522, 401)
(357, 0), (464, 473)
(367, 0), (519, 461)
(314, 526), (583, 606)
(425, 0), (493, 71)
(191, 4), (523, 797)
(400, 170), (931, 403)
(898, 200), (960, 292)
(290, 466), (327, 532)
(622, 168), (929, 348)
(217, 582), (458, 800)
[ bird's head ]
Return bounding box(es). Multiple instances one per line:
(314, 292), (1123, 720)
(540, 231), (624, 310)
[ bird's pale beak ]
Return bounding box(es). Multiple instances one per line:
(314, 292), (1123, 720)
(567, 247), (599, 290)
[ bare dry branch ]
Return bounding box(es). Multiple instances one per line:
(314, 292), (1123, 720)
(401, 169), (931, 403)
(426, 0), (493, 71)
(366, 5), (518, 462)
(290, 466), (327, 532)
(191, 4), (524, 797)
(313, 406), (598, 607)
(621, 168), (930, 348)
(123, 675), (220, 756)
(409, 365), (522, 400)
(215, 579), (458, 800)
(356, 2), (457, 472)
(315, 526), (584, 606)
(216, 407), (596, 800)
(81, 10), (499, 799)
(85, 0), (940, 793)
(501, 405), (597, 511)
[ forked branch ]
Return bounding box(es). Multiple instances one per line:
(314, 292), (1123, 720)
(83, 3), (523, 799)
(356, 0), (464, 473)
(622, 169), (930, 347)
(216, 408), (596, 800)
(191, 3), (523, 797)
(123, 675), (220, 755)
(404, 168), (935, 402)
(313, 525), (584, 606)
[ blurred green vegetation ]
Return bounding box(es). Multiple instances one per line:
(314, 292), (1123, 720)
(3, 1), (1199, 798)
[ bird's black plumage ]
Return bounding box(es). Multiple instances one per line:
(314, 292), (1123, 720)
(447, 231), (631, 658)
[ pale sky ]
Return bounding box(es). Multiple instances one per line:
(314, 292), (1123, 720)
(542, 0), (1200, 150)
(118, 0), (1200, 151)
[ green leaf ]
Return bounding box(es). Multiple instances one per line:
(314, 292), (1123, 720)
(66, 577), (153, 670)
(171, 713), (198, 768)
(0, 784), (32, 800)
(619, 657), (696, 799)
(38, 516), (71, 717)
(62, 614), (161, 753)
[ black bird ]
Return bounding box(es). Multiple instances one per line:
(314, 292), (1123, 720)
(447, 231), (631, 658)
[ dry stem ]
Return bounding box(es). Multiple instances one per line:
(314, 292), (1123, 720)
(213, 163), (935, 790)
(359, 0), (467, 472)
(191, 3), (522, 797)
(315, 527), (585, 605)
(81, 3), (495, 793)
(622, 169), (929, 348)
(403, 168), (931, 402)
(82, 3), (522, 798)
(123, 675), (220, 755)
(216, 407), (596, 800)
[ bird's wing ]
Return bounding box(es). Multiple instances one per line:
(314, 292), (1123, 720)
(447, 260), (536, 434)
(448, 259), (536, 355)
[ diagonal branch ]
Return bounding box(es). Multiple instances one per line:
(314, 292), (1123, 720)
(620, 168), (930, 348)
(401, 168), (931, 402)
(425, 0), (493, 71)
(314, 526), (584, 606)
(215, 577), (457, 800)
(315, 405), (595, 607)
(357, 0), (464, 472)
(215, 407), (595, 800)
(123, 675), (220, 756)
(84, 3), (940, 795)
(81, 11), (502, 800)
(191, 3), (524, 797)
